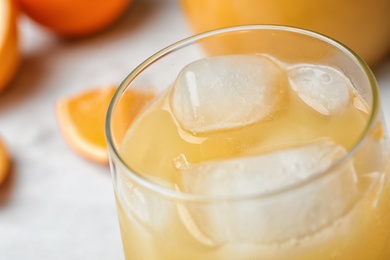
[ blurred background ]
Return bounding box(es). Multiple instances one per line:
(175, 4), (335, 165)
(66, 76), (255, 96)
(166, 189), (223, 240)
(0, 0), (389, 259)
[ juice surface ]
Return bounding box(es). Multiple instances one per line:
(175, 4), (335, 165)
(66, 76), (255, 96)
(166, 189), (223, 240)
(115, 55), (390, 259)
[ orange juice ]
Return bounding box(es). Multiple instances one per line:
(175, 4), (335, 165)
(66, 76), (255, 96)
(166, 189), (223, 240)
(114, 54), (390, 259)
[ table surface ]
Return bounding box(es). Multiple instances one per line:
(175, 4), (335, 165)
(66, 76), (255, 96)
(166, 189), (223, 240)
(0, 0), (389, 259)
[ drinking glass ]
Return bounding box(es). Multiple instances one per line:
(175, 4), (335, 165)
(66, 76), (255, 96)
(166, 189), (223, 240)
(106, 25), (390, 259)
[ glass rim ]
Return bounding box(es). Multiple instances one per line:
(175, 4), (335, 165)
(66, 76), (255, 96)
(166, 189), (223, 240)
(105, 24), (380, 202)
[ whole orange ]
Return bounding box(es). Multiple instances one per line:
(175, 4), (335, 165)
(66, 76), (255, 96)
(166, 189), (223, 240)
(15, 0), (131, 37)
(181, 0), (390, 67)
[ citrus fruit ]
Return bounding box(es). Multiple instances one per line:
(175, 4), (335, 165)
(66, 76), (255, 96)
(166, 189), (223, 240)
(0, 138), (10, 186)
(56, 85), (155, 164)
(181, 0), (390, 67)
(15, 0), (132, 37)
(0, 0), (19, 92)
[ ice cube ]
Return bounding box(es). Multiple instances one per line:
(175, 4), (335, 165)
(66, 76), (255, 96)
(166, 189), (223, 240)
(177, 139), (359, 245)
(287, 64), (351, 115)
(170, 55), (286, 134)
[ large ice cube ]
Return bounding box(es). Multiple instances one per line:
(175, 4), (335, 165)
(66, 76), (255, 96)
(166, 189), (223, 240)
(177, 139), (359, 245)
(287, 64), (351, 115)
(170, 55), (286, 134)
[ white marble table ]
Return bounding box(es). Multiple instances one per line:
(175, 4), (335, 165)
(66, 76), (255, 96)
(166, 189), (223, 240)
(0, 0), (389, 259)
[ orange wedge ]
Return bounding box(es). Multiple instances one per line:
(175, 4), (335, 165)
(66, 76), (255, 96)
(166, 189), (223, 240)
(0, 0), (20, 92)
(56, 85), (155, 164)
(0, 138), (10, 185)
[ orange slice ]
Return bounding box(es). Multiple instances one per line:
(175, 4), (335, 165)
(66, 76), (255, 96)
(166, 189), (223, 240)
(0, 0), (20, 92)
(56, 85), (155, 164)
(0, 138), (10, 185)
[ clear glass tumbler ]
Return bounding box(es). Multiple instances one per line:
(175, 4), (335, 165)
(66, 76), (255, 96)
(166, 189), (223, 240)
(106, 25), (390, 259)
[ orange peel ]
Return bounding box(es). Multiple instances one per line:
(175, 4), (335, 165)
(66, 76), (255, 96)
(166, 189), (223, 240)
(15, 0), (131, 37)
(0, 0), (20, 92)
(0, 138), (10, 185)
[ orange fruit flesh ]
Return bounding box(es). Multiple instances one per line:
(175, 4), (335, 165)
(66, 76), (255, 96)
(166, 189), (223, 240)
(56, 85), (155, 164)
